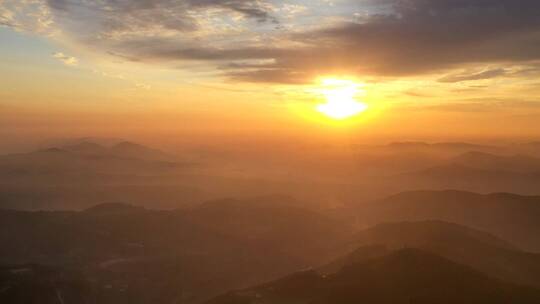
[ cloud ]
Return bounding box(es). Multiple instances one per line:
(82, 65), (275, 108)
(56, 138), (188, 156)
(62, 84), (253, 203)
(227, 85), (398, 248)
(52, 52), (78, 66)
(135, 83), (151, 90)
(409, 99), (540, 113)
(186, 0), (276, 23)
(2, 0), (277, 45)
(438, 69), (508, 83)
(130, 0), (540, 83)
(43, 0), (275, 38)
(0, 0), (55, 34)
(265, 0), (540, 81)
(4, 0), (540, 83)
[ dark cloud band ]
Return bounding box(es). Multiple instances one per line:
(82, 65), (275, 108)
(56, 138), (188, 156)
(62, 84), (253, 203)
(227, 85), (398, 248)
(4, 0), (540, 83)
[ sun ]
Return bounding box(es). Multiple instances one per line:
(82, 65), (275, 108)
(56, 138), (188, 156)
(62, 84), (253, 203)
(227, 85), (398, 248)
(315, 78), (368, 120)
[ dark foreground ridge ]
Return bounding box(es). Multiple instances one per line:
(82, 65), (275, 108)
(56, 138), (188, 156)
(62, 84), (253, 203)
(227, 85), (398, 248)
(206, 249), (540, 304)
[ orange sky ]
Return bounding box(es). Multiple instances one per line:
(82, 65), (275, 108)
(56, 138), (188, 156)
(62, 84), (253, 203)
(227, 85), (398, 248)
(2, 0), (540, 150)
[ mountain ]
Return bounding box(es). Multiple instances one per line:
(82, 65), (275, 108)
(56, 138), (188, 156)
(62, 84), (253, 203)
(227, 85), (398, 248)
(109, 141), (175, 161)
(83, 202), (146, 215)
(182, 196), (353, 263)
(46, 140), (175, 161)
(384, 150), (540, 195)
(348, 221), (540, 287)
(5, 195), (540, 303)
(353, 190), (540, 251)
(0, 183), (205, 211)
(351, 142), (501, 176)
(206, 249), (540, 304)
(0, 141), (201, 210)
(510, 142), (540, 157)
(433, 142), (496, 150)
(386, 141), (494, 150)
(0, 264), (91, 304)
(37, 137), (124, 150)
(389, 161), (540, 194)
(0, 144), (186, 179)
(0, 198), (350, 303)
(62, 141), (109, 155)
(356, 220), (515, 251)
(452, 151), (540, 173)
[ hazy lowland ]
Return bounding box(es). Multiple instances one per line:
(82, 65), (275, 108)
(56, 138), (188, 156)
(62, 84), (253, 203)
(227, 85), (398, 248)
(4, 0), (540, 302)
(4, 138), (540, 303)
(5, 138), (540, 211)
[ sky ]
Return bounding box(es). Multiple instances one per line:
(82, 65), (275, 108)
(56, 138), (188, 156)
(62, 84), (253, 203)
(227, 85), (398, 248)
(2, 0), (540, 150)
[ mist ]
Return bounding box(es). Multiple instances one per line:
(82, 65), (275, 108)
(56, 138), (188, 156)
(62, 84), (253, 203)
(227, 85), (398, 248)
(4, 0), (540, 302)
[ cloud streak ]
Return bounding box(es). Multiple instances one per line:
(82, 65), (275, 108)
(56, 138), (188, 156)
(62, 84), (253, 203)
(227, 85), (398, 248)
(438, 69), (508, 83)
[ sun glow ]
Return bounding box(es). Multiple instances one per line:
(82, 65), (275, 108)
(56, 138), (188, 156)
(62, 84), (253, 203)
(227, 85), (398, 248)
(316, 78), (368, 120)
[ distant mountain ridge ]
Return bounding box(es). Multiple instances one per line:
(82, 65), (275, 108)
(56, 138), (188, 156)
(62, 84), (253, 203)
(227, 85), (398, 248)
(451, 151), (540, 173)
(83, 202), (146, 214)
(0, 141), (189, 182)
(392, 155), (540, 194)
(56, 140), (176, 161)
(354, 190), (540, 252)
(0, 140), (205, 210)
(387, 141), (495, 150)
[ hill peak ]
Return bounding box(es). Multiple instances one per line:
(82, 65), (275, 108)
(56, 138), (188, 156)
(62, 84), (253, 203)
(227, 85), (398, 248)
(37, 147), (70, 154)
(113, 141), (146, 149)
(84, 202), (144, 214)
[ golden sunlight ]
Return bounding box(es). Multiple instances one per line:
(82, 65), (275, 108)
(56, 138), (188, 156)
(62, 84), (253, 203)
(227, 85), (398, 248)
(316, 78), (368, 120)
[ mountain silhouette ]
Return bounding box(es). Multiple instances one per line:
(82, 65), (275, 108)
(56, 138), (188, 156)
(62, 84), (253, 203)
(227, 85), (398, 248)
(354, 190), (540, 251)
(206, 249), (540, 304)
(348, 221), (540, 287)
(0, 198), (350, 303)
(452, 151), (540, 173)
